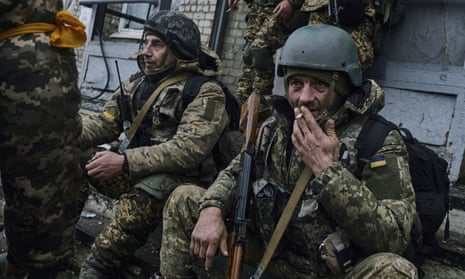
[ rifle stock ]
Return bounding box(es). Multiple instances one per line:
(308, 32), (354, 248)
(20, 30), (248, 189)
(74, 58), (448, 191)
(226, 92), (261, 279)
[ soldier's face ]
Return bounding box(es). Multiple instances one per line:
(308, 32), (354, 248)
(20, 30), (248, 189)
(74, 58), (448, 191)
(141, 34), (176, 70)
(287, 75), (343, 118)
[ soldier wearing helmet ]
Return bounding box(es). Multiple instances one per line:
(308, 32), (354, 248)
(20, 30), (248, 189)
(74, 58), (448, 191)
(231, 0), (378, 106)
(78, 11), (229, 278)
(158, 24), (418, 279)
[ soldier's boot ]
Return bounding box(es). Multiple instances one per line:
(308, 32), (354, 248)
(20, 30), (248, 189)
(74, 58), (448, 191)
(79, 254), (120, 279)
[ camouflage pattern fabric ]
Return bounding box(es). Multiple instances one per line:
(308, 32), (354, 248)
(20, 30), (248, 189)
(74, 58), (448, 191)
(92, 189), (164, 273)
(303, 0), (376, 70)
(78, 45), (229, 276)
(235, 2), (298, 104)
(236, 0), (376, 104)
(0, 0), (83, 273)
(79, 72), (228, 183)
(161, 186), (417, 279)
(160, 80), (418, 278)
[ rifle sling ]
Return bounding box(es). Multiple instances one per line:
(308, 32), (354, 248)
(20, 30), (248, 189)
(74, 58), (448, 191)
(251, 167), (313, 279)
(125, 71), (193, 142)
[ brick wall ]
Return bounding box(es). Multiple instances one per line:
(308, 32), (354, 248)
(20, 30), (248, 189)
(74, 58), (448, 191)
(177, 0), (248, 94)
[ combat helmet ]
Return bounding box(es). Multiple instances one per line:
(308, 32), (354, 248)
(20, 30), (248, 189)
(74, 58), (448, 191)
(277, 24), (362, 88)
(144, 10), (200, 61)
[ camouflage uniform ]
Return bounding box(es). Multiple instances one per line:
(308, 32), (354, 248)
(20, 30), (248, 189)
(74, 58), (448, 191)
(302, 0), (376, 70)
(78, 11), (229, 278)
(160, 80), (418, 278)
(0, 0), (83, 276)
(236, 0), (376, 104)
(235, 0), (304, 104)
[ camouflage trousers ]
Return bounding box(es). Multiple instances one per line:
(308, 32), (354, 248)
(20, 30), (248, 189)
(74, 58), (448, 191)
(0, 32), (83, 272)
(160, 185), (418, 279)
(81, 171), (188, 274)
(235, 3), (291, 104)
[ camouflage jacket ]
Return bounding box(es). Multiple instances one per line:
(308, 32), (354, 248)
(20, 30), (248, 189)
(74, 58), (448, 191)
(301, 0), (374, 12)
(250, 0), (304, 9)
(200, 80), (416, 275)
(0, 0), (58, 30)
(79, 49), (229, 183)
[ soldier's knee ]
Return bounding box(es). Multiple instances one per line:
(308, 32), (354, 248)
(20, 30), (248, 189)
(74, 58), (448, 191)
(352, 252), (418, 279)
(168, 185), (204, 203)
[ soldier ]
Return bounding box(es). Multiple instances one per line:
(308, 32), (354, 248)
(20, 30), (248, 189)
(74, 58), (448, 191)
(231, 0), (378, 106)
(228, 0), (305, 104)
(302, 0), (377, 70)
(77, 11), (229, 279)
(0, 0), (85, 278)
(158, 25), (418, 278)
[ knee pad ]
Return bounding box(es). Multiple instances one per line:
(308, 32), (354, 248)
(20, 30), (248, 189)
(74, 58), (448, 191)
(250, 47), (274, 74)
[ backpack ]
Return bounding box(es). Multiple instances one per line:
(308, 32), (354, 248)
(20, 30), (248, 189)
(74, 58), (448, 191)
(182, 75), (242, 170)
(355, 113), (450, 266)
(372, 0), (405, 52)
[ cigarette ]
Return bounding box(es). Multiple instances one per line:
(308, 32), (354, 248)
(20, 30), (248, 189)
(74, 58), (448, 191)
(295, 113), (303, 120)
(226, 8), (231, 13)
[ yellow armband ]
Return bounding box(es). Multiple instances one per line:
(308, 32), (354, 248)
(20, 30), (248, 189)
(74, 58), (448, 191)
(0, 10), (86, 48)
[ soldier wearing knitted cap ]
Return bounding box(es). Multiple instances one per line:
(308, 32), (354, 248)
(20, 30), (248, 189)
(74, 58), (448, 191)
(77, 11), (230, 278)
(158, 24), (418, 278)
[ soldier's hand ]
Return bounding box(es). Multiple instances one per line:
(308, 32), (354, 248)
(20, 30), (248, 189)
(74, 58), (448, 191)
(190, 206), (229, 272)
(292, 106), (340, 176)
(273, 0), (293, 22)
(85, 151), (125, 180)
(228, 0), (239, 10)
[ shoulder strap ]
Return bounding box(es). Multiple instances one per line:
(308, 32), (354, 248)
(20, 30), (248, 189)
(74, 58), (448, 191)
(118, 71), (193, 153)
(182, 75), (241, 131)
(354, 114), (397, 177)
(181, 75), (211, 110)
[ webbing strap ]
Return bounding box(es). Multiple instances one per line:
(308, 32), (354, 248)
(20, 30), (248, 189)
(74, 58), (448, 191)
(0, 10), (86, 48)
(126, 72), (193, 142)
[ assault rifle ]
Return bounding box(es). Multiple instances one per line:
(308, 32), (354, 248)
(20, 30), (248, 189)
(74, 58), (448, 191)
(226, 92), (261, 279)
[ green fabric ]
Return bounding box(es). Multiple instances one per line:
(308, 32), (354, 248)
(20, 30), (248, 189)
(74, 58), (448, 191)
(134, 173), (183, 201)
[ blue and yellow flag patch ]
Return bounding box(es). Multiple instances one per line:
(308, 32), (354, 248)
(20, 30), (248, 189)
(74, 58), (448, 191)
(370, 155), (387, 168)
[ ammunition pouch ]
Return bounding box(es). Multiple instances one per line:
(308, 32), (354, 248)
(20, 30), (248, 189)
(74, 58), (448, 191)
(252, 178), (289, 251)
(319, 231), (354, 274)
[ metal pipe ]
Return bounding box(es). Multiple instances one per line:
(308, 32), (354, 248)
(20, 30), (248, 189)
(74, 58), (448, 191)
(209, 0), (229, 55)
